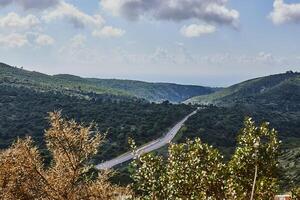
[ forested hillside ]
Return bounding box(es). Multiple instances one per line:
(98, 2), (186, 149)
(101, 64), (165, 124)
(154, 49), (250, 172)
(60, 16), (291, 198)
(1, 62), (299, 189)
(0, 63), (216, 102)
(181, 72), (300, 188)
(0, 84), (194, 162)
(178, 104), (300, 187)
(186, 71), (300, 108)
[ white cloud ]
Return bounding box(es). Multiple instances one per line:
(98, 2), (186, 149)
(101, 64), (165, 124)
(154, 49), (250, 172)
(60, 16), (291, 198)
(59, 34), (98, 63)
(180, 24), (216, 38)
(43, 1), (105, 29)
(150, 47), (175, 64)
(0, 0), (59, 10)
(35, 34), (54, 46)
(0, 12), (40, 30)
(101, 0), (239, 27)
(270, 0), (300, 25)
(0, 33), (28, 48)
(69, 34), (86, 48)
(256, 52), (274, 63)
(92, 26), (125, 38)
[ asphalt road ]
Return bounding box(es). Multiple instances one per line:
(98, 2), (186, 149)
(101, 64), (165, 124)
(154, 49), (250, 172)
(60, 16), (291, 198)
(96, 109), (198, 170)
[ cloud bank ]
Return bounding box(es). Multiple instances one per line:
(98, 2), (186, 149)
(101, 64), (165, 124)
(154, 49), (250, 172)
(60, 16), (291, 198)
(101, 0), (239, 27)
(43, 2), (105, 29)
(0, 0), (59, 10)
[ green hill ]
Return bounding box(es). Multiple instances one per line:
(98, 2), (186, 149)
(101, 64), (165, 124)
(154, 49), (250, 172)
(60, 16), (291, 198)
(181, 72), (300, 188)
(0, 62), (216, 102)
(186, 71), (300, 109)
(0, 82), (195, 162)
(85, 78), (218, 103)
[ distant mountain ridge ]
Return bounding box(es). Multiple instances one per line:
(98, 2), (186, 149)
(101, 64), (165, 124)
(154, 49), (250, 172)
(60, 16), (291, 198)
(0, 62), (217, 102)
(186, 71), (300, 110)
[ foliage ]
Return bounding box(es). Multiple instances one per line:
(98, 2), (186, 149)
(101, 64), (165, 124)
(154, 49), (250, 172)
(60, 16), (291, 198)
(292, 187), (300, 199)
(132, 118), (280, 199)
(176, 105), (300, 187)
(132, 139), (225, 199)
(0, 84), (194, 162)
(0, 112), (130, 200)
(226, 117), (280, 200)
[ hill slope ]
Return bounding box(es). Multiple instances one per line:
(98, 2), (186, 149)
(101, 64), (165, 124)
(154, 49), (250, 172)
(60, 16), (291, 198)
(0, 63), (216, 102)
(186, 71), (300, 109)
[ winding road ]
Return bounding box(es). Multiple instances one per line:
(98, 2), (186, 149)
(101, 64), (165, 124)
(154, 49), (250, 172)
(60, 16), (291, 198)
(96, 109), (198, 170)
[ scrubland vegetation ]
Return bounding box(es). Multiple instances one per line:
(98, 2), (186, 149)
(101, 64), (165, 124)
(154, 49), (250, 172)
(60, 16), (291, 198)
(1, 113), (299, 199)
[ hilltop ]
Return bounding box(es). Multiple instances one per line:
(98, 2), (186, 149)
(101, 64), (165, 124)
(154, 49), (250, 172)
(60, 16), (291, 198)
(0, 63), (216, 103)
(186, 71), (300, 110)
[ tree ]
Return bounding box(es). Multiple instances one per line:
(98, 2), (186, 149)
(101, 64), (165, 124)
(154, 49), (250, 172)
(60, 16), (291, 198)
(226, 117), (280, 200)
(132, 139), (226, 199)
(0, 111), (130, 200)
(292, 187), (300, 199)
(132, 117), (280, 200)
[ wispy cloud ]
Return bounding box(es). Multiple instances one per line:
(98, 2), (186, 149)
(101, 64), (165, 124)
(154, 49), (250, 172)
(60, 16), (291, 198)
(0, 33), (28, 48)
(180, 24), (216, 38)
(92, 26), (125, 38)
(35, 34), (55, 46)
(0, 12), (40, 30)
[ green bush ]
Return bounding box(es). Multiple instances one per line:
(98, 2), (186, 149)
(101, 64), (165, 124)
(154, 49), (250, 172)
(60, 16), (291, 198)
(132, 118), (280, 199)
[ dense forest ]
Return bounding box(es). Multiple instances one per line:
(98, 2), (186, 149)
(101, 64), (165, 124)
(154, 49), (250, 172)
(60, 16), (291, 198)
(178, 105), (300, 155)
(0, 84), (194, 162)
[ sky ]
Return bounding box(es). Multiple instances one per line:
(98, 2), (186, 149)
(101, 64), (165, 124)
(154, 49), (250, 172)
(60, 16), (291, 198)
(0, 0), (300, 86)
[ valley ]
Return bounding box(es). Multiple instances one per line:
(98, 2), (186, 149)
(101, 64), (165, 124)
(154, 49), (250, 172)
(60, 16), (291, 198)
(0, 63), (299, 189)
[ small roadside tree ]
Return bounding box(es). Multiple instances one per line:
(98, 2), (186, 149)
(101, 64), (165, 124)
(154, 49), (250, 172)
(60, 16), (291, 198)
(292, 187), (300, 199)
(132, 139), (226, 199)
(226, 117), (280, 200)
(132, 117), (280, 200)
(0, 111), (130, 200)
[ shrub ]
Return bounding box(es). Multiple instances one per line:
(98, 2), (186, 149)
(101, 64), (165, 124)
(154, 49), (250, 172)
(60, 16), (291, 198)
(0, 111), (130, 200)
(132, 117), (280, 200)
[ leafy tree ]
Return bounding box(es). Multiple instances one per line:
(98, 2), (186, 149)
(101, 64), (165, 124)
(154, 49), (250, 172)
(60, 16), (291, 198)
(132, 139), (225, 199)
(292, 187), (300, 199)
(132, 118), (281, 200)
(0, 112), (130, 200)
(226, 117), (280, 200)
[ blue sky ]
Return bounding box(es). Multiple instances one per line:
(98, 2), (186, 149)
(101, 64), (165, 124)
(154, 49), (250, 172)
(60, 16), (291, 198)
(0, 0), (300, 86)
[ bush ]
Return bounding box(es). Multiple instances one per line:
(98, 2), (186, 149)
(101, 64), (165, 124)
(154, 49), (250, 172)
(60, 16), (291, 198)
(0, 112), (130, 200)
(226, 117), (280, 200)
(132, 117), (280, 200)
(292, 187), (300, 199)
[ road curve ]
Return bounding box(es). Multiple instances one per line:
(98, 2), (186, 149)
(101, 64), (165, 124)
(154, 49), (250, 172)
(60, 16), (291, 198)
(96, 109), (198, 170)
